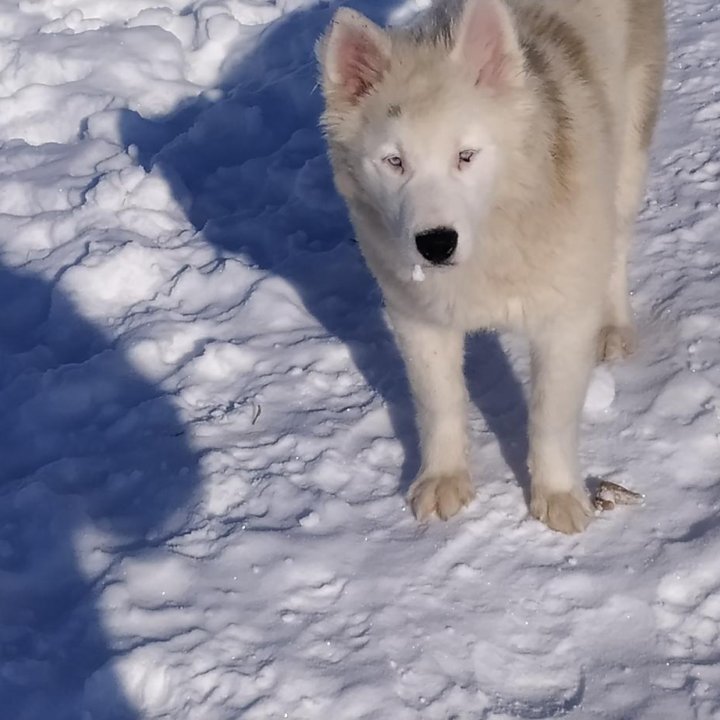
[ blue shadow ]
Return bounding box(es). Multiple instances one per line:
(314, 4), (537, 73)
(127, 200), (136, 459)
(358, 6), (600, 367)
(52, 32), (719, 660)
(0, 264), (201, 719)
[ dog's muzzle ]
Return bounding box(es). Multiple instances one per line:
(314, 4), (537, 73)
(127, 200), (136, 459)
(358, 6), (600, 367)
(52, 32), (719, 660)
(415, 227), (457, 265)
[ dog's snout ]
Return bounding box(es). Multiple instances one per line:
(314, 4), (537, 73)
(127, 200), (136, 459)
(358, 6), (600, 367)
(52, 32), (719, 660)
(415, 227), (458, 265)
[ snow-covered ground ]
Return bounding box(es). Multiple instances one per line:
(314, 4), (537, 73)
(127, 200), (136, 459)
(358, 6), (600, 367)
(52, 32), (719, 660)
(0, 0), (719, 718)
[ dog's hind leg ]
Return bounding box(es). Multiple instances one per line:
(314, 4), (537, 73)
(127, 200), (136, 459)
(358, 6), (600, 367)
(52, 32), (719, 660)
(389, 313), (474, 521)
(598, 121), (651, 363)
(597, 204), (641, 363)
(599, 5), (665, 362)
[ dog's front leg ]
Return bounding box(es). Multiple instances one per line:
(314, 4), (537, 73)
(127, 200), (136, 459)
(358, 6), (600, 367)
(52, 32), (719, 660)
(528, 313), (599, 534)
(389, 312), (473, 521)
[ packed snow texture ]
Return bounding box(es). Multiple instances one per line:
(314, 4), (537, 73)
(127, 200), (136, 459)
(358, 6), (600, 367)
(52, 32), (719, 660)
(0, 0), (719, 719)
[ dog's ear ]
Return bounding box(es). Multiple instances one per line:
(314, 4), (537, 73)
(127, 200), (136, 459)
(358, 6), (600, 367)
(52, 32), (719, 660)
(317, 8), (391, 104)
(451, 0), (522, 89)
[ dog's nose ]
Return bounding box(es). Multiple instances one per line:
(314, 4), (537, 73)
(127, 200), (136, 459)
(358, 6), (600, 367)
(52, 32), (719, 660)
(415, 227), (458, 265)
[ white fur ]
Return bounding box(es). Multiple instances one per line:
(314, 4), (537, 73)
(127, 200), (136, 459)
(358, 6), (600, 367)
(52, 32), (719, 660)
(318, 0), (666, 533)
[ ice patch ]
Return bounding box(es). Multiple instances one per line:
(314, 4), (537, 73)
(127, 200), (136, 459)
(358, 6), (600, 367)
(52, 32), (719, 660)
(584, 365), (616, 413)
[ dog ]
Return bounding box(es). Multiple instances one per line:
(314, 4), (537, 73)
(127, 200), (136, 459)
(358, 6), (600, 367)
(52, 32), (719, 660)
(317, 0), (666, 533)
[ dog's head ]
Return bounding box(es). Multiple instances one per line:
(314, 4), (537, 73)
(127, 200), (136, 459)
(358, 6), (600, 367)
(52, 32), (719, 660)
(317, 0), (530, 276)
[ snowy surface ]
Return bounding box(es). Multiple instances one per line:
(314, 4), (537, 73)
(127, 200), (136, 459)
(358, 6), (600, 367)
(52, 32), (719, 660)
(0, 0), (719, 718)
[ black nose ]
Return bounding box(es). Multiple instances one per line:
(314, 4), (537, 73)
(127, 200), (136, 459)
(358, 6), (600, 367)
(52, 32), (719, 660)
(415, 227), (458, 265)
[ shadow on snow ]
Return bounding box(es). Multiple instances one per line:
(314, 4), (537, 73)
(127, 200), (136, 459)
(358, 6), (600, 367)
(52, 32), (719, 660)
(0, 263), (201, 720)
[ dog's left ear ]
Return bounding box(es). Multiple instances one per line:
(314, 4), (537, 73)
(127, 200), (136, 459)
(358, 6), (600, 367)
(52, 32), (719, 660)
(317, 8), (391, 105)
(451, 0), (523, 89)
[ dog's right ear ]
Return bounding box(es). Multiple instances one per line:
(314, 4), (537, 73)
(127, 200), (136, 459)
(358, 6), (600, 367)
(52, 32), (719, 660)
(317, 8), (391, 104)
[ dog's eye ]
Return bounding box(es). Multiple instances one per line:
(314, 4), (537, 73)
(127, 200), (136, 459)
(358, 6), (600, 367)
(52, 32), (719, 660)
(384, 154), (404, 172)
(458, 149), (477, 167)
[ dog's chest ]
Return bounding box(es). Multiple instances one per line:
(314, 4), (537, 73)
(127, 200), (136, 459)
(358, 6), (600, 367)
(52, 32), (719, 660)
(405, 272), (526, 332)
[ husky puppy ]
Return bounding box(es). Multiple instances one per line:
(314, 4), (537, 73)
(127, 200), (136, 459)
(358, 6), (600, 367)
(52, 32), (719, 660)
(317, 0), (666, 532)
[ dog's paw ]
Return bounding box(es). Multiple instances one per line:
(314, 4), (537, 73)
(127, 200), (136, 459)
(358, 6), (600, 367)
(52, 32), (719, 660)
(408, 470), (474, 521)
(530, 487), (593, 534)
(597, 325), (636, 363)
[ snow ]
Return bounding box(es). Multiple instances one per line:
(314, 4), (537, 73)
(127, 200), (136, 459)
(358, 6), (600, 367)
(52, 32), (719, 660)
(412, 263), (426, 282)
(584, 366), (616, 415)
(0, 0), (719, 718)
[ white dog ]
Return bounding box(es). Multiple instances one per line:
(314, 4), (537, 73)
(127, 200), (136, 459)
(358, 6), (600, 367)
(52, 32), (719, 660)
(317, 0), (666, 532)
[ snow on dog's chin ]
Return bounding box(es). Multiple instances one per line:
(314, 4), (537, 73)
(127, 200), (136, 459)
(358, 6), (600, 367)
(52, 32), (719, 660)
(411, 264), (426, 282)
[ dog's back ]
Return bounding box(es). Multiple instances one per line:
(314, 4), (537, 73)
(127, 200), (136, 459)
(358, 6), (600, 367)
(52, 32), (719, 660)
(507, 0), (666, 200)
